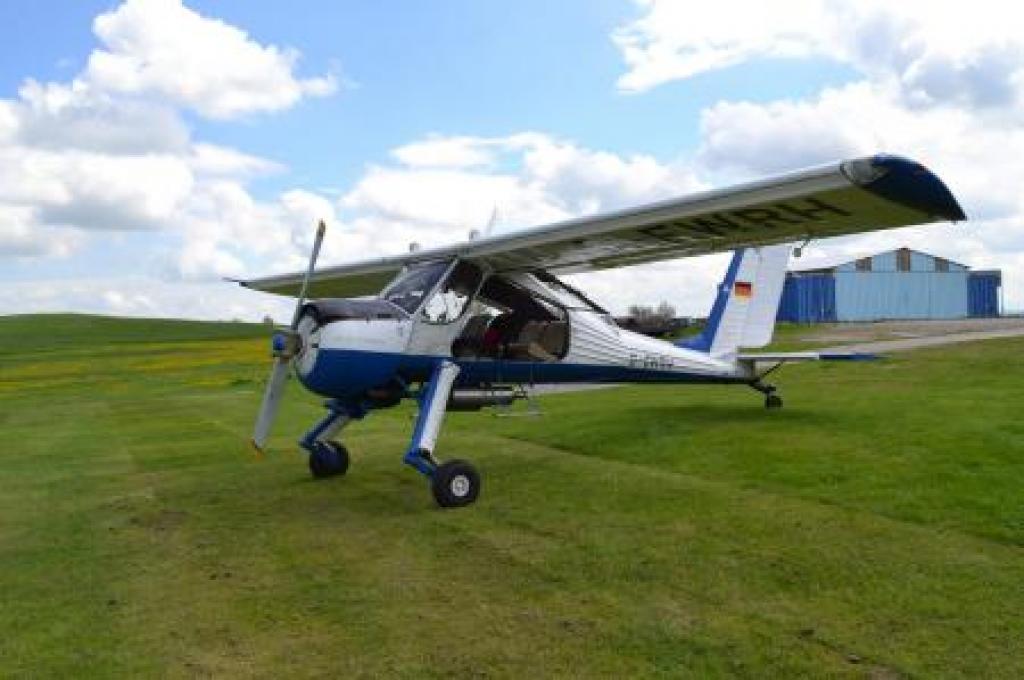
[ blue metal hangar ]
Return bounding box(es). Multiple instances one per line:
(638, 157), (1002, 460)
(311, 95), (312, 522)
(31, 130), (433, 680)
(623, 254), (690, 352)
(777, 247), (1002, 323)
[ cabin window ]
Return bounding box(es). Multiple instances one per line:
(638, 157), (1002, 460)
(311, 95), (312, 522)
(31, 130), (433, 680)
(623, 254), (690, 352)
(382, 261), (450, 314)
(935, 257), (949, 273)
(421, 262), (484, 324)
(897, 249), (911, 272)
(855, 257), (872, 272)
(532, 271), (607, 313)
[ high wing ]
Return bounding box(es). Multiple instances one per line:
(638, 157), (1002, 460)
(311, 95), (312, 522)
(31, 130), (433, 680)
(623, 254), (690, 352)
(240, 154), (966, 298)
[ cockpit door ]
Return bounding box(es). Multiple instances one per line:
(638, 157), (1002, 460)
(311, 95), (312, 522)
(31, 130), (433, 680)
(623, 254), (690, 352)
(406, 261), (485, 356)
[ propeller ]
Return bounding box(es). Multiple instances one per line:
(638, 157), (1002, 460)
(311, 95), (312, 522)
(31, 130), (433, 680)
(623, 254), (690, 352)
(251, 220), (327, 453)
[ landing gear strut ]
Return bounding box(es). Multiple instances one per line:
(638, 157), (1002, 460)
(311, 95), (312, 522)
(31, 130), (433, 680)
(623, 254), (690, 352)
(405, 361), (482, 508)
(300, 400), (366, 479)
(751, 379), (784, 409)
(749, 358), (785, 410)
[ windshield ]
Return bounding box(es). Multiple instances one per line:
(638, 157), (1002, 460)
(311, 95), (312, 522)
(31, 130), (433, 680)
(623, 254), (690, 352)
(421, 261), (484, 324)
(381, 261), (451, 314)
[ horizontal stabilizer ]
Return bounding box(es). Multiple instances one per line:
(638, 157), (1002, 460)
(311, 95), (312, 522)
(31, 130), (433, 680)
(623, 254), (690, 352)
(737, 351), (880, 363)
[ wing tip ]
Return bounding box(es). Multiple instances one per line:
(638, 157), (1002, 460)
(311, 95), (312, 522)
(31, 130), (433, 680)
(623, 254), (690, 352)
(845, 154), (967, 222)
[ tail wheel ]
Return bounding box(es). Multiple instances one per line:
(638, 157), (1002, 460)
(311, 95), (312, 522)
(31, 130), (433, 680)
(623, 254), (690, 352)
(431, 459), (481, 508)
(309, 441), (350, 478)
(765, 394), (783, 409)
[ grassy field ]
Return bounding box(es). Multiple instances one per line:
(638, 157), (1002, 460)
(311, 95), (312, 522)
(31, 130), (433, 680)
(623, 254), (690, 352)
(1, 314), (1022, 678)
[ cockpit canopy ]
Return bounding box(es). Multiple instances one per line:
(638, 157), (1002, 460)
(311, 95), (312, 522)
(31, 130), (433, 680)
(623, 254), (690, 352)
(374, 259), (609, 362)
(380, 259), (604, 321)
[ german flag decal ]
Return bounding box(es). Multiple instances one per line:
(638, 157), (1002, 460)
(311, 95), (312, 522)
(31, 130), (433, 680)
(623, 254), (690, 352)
(734, 281), (753, 298)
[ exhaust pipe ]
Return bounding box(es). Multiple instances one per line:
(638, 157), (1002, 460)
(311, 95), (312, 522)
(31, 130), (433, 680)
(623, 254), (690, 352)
(448, 388), (519, 411)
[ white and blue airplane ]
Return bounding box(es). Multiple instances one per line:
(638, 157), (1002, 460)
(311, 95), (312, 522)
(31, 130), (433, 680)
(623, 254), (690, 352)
(240, 154), (965, 508)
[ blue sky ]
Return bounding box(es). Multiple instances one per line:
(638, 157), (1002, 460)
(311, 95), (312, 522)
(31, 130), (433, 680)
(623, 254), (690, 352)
(0, 0), (855, 191)
(0, 1), (1020, 318)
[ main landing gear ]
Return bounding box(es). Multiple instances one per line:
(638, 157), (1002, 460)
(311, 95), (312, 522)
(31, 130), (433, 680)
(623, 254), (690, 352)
(403, 361), (482, 508)
(300, 361), (482, 509)
(430, 460), (481, 508)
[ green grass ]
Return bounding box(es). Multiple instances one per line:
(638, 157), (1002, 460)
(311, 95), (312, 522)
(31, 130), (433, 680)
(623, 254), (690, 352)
(0, 313), (266, 356)
(1, 314), (1022, 678)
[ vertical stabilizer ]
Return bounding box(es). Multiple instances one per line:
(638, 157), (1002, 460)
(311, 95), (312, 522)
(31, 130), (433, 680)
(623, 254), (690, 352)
(677, 244), (791, 357)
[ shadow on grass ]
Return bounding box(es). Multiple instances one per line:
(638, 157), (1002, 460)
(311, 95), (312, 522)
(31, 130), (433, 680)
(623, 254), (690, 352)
(275, 466), (439, 519)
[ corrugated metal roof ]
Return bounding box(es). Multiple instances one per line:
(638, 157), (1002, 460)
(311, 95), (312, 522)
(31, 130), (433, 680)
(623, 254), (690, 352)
(790, 247), (972, 273)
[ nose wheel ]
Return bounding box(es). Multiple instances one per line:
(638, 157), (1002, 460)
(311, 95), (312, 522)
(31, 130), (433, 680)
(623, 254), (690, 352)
(309, 441), (350, 478)
(431, 459), (481, 508)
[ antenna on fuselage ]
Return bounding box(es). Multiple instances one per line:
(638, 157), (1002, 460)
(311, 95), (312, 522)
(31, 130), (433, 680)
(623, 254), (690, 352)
(468, 205), (500, 242)
(483, 205), (500, 237)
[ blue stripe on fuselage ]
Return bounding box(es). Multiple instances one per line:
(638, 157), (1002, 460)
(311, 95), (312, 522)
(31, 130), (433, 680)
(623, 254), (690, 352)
(677, 248), (744, 352)
(298, 347), (743, 399)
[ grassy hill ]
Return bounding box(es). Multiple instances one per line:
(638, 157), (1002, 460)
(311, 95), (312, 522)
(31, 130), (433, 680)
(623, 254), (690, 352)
(0, 313), (266, 355)
(1, 314), (1022, 677)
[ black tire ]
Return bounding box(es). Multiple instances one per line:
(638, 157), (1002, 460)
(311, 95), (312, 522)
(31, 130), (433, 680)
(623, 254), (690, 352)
(309, 441), (350, 478)
(431, 459), (481, 508)
(765, 394), (783, 409)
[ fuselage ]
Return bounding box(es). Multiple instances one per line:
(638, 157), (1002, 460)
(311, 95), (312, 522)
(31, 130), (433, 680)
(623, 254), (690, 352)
(295, 305), (750, 399)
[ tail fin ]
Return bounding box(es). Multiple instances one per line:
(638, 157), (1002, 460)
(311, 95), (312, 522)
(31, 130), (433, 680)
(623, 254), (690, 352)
(677, 244), (791, 357)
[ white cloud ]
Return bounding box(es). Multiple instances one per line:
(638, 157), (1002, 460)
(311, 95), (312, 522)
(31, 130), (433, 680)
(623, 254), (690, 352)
(102, 289), (157, 315)
(614, 1), (831, 92)
(0, 206), (85, 258)
(567, 254), (728, 319)
(611, 0), (1024, 310)
(345, 133), (702, 238)
(7, 0), (1024, 321)
(391, 136), (499, 169)
(0, 0), (340, 312)
(0, 0), (329, 272)
(344, 166), (538, 231)
(0, 276), (292, 322)
(614, 0), (1024, 102)
(39, 151), (195, 231)
(175, 239), (246, 281)
(323, 133), (714, 314)
(188, 143), (284, 178)
(16, 79), (189, 154)
(0, 145), (198, 239)
(163, 180), (323, 280)
(696, 81), (1024, 221)
(0, 101), (18, 143)
(86, 0), (336, 119)
(516, 134), (704, 215)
